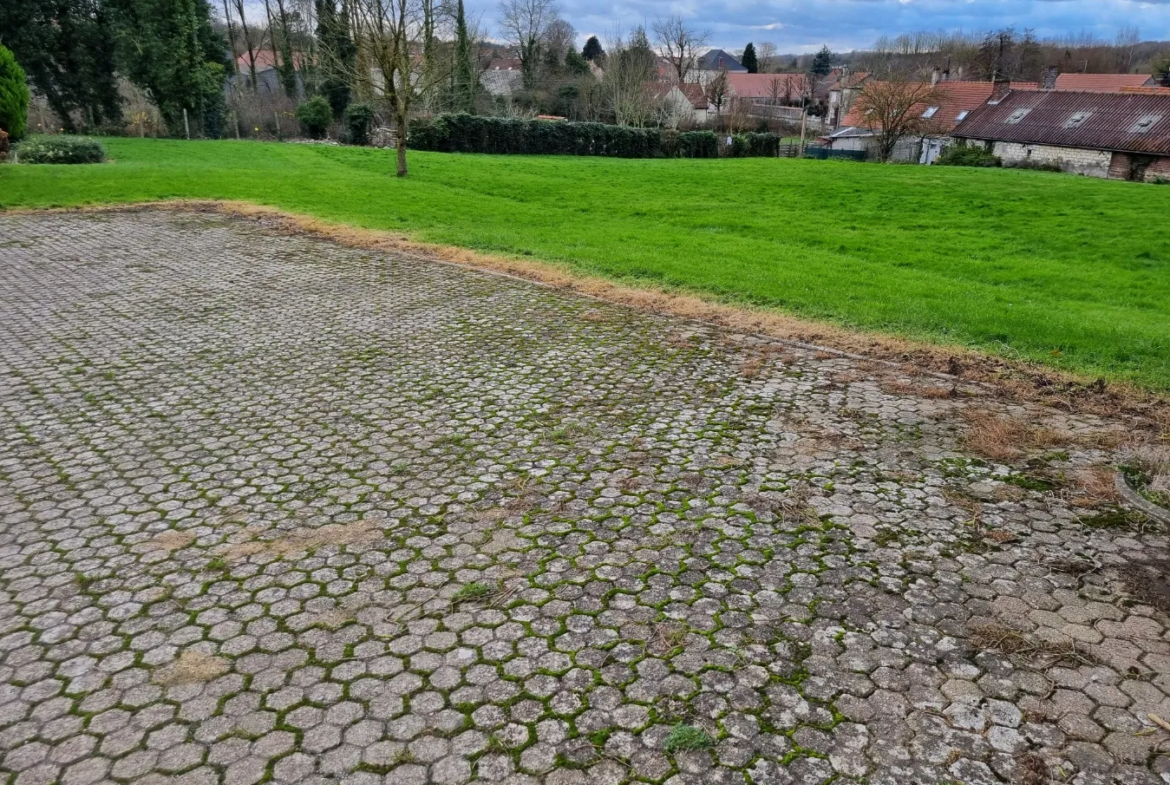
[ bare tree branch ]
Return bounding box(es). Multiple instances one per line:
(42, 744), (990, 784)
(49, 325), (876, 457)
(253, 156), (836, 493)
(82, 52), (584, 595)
(853, 76), (944, 162)
(498, 0), (559, 87)
(652, 15), (708, 84)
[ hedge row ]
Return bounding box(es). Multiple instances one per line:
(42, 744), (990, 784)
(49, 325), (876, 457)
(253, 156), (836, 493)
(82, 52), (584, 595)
(409, 114), (785, 159)
(15, 135), (106, 164)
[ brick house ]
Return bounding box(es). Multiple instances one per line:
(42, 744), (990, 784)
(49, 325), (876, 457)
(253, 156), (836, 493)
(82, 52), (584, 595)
(952, 89), (1170, 181)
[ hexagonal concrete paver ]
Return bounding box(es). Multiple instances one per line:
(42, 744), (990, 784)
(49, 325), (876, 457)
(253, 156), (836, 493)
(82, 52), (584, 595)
(1, 210), (1168, 784)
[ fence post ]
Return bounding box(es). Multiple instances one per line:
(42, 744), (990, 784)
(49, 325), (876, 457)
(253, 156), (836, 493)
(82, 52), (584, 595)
(183, 108), (190, 140)
(274, 111), (282, 141)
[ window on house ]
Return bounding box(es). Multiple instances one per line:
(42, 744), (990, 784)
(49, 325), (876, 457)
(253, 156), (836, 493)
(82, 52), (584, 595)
(1006, 108), (1031, 124)
(1131, 114), (1163, 133)
(955, 110), (970, 122)
(1063, 111), (1092, 129)
(922, 106), (939, 118)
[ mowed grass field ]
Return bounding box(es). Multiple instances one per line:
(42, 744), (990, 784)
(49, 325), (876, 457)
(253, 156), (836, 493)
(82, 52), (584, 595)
(3, 138), (1169, 390)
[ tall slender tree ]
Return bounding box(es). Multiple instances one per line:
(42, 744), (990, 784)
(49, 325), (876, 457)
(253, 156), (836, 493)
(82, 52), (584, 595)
(316, 0), (356, 116)
(231, 0), (260, 89)
(422, 0), (435, 74)
(264, 0), (299, 97)
(741, 42), (758, 73)
(453, 0), (476, 112)
(582, 35), (603, 63)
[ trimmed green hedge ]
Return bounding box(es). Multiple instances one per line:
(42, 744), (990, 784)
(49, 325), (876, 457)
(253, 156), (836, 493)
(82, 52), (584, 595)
(410, 115), (782, 159)
(15, 135), (106, 164)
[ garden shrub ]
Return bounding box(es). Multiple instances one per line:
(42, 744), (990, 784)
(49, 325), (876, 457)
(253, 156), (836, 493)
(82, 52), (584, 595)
(16, 135), (106, 164)
(0, 44), (30, 141)
(936, 143), (1001, 167)
(675, 131), (719, 158)
(296, 96), (333, 139)
(1005, 158), (1063, 173)
(344, 103), (375, 145)
(745, 132), (780, 157)
(0, 129), (9, 162)
(410, 115), (766, 160)
(725, 134), (749, 158)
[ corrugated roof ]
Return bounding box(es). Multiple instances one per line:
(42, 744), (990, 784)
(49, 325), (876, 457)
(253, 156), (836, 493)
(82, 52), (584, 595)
(954, 89), (1170, 155)
(1054, 73), (1154, 93)
(841, 81), (1036, 134)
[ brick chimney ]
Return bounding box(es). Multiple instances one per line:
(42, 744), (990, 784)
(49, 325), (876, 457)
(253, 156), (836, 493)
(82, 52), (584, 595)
(1041, 66), (1058, 90)
(931, 66), (941, 86)
(989, 75), (1012, 104)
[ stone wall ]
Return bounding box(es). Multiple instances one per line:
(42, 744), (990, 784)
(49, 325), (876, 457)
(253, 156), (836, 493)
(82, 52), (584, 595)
(991, 141), (1112, 178)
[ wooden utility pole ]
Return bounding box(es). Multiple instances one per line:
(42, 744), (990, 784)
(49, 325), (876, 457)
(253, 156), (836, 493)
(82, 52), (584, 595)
(799, 107), (807, 155)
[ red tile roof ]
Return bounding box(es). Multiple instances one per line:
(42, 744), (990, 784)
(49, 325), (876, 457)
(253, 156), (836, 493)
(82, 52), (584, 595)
(1121, 85), (1170, 96)
(954, 89), (1170, 155)
(842, 81), (1037, 134)
(676, 83), (707, 109)
(648, 82), (708, 109)
(726, 73), (809, 100)
(1054, 73), (1154, 92)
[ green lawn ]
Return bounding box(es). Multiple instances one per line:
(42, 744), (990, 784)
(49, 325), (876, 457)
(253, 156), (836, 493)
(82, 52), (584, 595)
(3, 138), (1169, 391)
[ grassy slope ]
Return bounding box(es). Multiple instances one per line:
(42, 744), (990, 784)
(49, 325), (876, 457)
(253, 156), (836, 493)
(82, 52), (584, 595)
(3, 138), (1169, 390)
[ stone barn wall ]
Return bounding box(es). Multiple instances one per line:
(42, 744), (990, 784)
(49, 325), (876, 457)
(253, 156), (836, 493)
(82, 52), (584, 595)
(990, 141), (1112, 178)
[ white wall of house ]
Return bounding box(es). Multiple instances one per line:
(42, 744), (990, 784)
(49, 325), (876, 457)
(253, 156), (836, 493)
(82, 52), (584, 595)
(990, 141), (1112, 178)
(659, 88), (707, 127)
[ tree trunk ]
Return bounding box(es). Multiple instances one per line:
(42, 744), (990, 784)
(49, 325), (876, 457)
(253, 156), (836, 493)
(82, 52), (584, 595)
(395, 118), (408, 176)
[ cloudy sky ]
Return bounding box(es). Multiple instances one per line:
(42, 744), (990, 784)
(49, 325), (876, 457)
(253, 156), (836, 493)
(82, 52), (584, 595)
(465, 0), (1169, 53)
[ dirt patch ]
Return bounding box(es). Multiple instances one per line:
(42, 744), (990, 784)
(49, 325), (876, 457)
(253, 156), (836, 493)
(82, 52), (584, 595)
(134, 530), (196, 553)
(36, 201), (1170, 430)
(219, 520), (380, 561)
(153, 650), (230, 686)
(1017, 752), (1051, 785)
(1121, 557), (1170, 615)
(961, 410), (1072, 462)
(1065, 467), (1122, 508)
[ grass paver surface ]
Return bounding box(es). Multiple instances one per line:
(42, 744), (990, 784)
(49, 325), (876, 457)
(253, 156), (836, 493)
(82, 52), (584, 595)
(1, 211), (1169, 785)
(2, 138), (1169, 390)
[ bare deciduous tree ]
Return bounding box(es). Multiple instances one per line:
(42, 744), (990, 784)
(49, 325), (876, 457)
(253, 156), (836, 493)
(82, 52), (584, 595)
(351, 0), (425, 176)
(1116, 25), (1140, 72)
(543, 18), (575, 67)
(602, 25), (657, 126)
(498, 0), (559, 87)
(652, 15), (708, 84)
(756, 41), (777, 73)
(705, 69), (729, 115)
(852, 76), (943, 162)
(230, 0), (261, 89)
